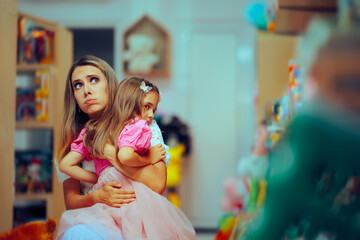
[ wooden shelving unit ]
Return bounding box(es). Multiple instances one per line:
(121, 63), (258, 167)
(16, 121), (53, 129)
(0, 0), (18, 233)
(275, 0), (337, 34)
(256, 30), (301, 123)
(0, 0), (73, 232)
(17, 64), (54, 71)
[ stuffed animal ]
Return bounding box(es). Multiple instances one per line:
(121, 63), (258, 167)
(166, 143), (186, 208)
(0, 218), (56, 240)
(123, 33), (159, 74)
(167, 144), (185, 188)
(214, 213), (237, 240)
(157, 115), (192, 208)
(220, 177), (250, 213)
(243, 2), (276, 31)
(245, 105), (360, 239)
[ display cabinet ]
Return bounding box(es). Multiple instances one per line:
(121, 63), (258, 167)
(256, 30), (300, 123)
(0, 0), (73, 231)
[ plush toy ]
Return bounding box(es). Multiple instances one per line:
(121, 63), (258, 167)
(158, 116), (191, 156)
(167, 144), (185, 188)
(156, 115), (191, 208)
(166, 143), (185, 208)
(0, 218), (56, 240)
(243, 2), (276, 31)
(245, 105), (360, 239)
(27, 157), (43, 193)
(220, 177), (250, 213)
(214, 213), (237, 240)
(123, 33), (159, 74)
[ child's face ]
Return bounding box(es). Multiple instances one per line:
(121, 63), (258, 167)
(141, 91), (160, 124)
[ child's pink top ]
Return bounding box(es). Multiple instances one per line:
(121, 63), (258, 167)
(118, 118), (152, 155)
(71, 118), (152, 176)
(70, 128), (110, 176)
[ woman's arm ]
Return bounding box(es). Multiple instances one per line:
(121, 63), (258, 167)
(122, 161), (167, 194)
(104, 143), (167, 194)
(59, 151), (98, 184)
(117, 145), (165, 167)
(63, 178), (136, 210)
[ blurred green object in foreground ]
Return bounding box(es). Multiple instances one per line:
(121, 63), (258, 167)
(244, 103), (360, 240)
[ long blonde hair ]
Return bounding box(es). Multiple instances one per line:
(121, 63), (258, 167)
(56, 55), (118, 163)
(84, 76), (160, 158)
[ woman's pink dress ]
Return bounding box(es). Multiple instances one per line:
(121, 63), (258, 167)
(57, 118), (196, 240)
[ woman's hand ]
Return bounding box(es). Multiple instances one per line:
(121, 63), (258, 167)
(147, 143), (166, 164)
(92, 181), (136, 208)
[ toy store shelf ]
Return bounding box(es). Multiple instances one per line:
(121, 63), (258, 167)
(14, 193), (54, 222)
(16, 121), (53, 129)
(17, 64), (54, 72)
(15, 193), (53, 202)
(274, 8), (336, 34)
(274, 0), (337, 34)
(278, 0), (337, 10)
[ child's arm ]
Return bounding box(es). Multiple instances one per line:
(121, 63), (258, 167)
(116, 119), (165, 167)
(59, 151), (98, 184)
(117, 144), (165, 167)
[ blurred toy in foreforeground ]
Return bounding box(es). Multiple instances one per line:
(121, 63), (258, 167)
(244, 21), (360, 240)
(216, 121), (269, 240)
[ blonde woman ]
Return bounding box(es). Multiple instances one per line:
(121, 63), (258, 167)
(57, 76), (195, 239)
(56, 56), (168, 239)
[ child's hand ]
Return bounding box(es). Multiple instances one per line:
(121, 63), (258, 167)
(148, 143), (166, 164)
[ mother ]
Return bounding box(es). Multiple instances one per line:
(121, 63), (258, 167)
(56, 55), (167, 239)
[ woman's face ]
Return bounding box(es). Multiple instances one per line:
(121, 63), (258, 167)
(71, 65), (109, 119)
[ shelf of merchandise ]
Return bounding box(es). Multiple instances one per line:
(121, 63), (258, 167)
(16, 64), (56, 129)
(256, 30), (301, 123)
(0, 0), (73, 231)
(17, 64), (54, 71)
(15, 192), (53, 201)
(15, 193), (54, 218)
(16, 11), (72, 226)
(16, 122), (54, 129)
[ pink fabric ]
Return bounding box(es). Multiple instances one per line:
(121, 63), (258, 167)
(70, 118), (151, 176)
(57, 167), (196, 240)
(118, 118), (152, 155)
(70, 128), (112, 176)
(70, 128), (91, 160)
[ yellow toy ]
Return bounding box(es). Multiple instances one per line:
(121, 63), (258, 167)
(166, 144), (185, 187)
(158, 115), (191, 208)
(166, 143), (186, 208)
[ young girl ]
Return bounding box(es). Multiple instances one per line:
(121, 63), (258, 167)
(57, 77), (196, 240)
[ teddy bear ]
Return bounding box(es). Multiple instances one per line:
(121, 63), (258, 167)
(123, 33), (159, 74)
(0, 218), (56, 240)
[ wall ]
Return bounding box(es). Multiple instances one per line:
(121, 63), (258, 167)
(18, 0), (257, 228)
